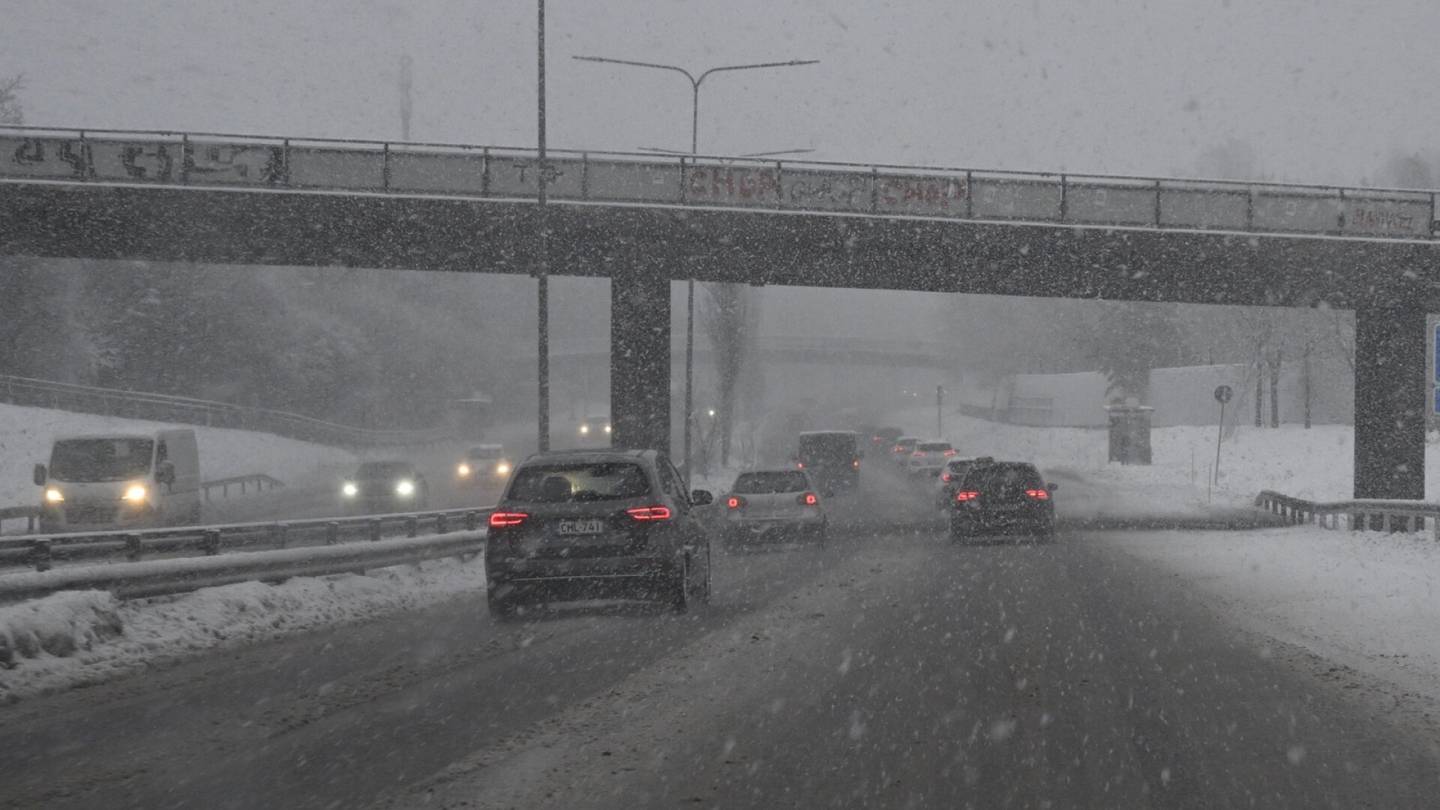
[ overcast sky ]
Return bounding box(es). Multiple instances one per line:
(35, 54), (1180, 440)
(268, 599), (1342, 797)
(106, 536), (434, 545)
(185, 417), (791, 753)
(5, 0), (1438, 187)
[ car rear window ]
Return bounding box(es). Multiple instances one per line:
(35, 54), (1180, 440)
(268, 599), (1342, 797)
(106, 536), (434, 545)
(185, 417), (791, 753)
(732, 471), (809, 494)
(507, 462), (651, 503)
(466, 447), (502, 459)
(962, 464), (1043, 493)
(918, 442), (951, 452)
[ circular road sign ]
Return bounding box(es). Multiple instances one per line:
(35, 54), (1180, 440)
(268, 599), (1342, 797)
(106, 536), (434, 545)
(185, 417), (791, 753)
(1214, 385), (1233, 404)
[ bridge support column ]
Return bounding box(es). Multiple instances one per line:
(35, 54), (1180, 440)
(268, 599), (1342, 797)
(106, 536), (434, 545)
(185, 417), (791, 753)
(1353, 301), (1426, 500)
(610, 271), (671, 453)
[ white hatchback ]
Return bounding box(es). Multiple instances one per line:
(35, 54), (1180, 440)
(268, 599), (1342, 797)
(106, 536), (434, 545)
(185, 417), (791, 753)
(722, 468), (827, 546)
(906, 440), (956, 476)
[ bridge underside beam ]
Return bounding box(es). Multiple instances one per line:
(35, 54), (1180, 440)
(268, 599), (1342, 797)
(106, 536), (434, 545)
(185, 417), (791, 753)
(610, 271), (670, 453)
(1353, 301), (1426, 500)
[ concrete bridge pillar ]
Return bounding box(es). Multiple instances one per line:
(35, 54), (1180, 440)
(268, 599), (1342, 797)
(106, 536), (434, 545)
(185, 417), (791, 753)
(1353, 300), (1426, 500)
(610, 270), (671, 453)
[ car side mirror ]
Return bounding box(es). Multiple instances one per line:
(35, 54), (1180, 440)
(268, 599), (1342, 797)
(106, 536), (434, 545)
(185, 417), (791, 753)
(690, 489), (714, 506)
(1047, 482), (1058, 492)
(155, 461), (176, 485)
(33, 464), (46, 486)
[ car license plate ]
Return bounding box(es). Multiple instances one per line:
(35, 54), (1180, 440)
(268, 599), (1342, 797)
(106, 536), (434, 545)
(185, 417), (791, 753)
(557, 518), (605, 535)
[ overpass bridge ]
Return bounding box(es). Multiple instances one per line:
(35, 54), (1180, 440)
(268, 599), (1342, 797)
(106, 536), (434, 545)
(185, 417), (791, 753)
(541, 337), (954, 370)
(2, 126), (1436, 498)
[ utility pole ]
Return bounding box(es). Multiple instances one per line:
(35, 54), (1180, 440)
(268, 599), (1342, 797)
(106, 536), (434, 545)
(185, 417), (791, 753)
(535, 0), (550, 451)
(399, 54), (413, 141)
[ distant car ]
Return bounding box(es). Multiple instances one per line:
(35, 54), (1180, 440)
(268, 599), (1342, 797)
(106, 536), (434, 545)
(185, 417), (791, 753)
(723, 468), (827, 547)
(577, 414), (612, 441)
(890, 436), (920, 467)
(948, 461), (1056, 543)
(341, 460), (429, 513)
(906, 439), (956, 477)
(871, 426), (904, 449)
(485, 449), (713, 618)
(934, 456), (989, 510)
(796, 430), (861, 494)
(456, 444), (511, 484)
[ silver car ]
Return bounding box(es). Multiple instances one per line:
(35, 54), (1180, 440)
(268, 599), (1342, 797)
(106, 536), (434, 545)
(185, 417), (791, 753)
(722, 468), (828, 546)
(906, 440), (956, 476)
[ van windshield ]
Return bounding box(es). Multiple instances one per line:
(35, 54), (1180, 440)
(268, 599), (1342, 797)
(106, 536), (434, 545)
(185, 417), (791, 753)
(50, 439), (154, 482)
(798, 433), (857, 463)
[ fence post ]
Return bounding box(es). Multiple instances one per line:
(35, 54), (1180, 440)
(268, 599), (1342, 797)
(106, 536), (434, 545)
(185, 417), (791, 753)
(326, 521), (339, 545)
(125, 534), (142, 562)
(465, 511), (479, 531)
(369, 519), (382, 543)
(30, 539), (52, 572)
(203, 530), (221, 556)
(406, 516), (419, 538)
(270, 523), (287, 549)
(435, 514), (448, 535)
(1382, 513), (1391, 533)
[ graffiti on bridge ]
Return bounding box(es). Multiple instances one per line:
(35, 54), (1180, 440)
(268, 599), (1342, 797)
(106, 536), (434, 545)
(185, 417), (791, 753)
(5, 137), (286, 185)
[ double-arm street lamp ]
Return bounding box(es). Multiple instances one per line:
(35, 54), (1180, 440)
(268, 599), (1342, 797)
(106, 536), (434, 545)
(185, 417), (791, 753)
(572, 54), (818, 484)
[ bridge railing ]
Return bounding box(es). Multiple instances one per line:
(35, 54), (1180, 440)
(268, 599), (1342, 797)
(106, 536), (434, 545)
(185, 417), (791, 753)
(2, 125), (1436, 241)
(1254, 490), (1440, 537)
(0, 373), (451, 448)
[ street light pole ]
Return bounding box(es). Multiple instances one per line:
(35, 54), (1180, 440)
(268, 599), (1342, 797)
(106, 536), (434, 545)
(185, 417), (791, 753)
(535, 0), (550, 452)
(572, 55), (818, 485)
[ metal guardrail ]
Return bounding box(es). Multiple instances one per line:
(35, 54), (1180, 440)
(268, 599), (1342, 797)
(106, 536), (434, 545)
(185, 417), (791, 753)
(202, 473), (284, 501)
(0, 374), (451, 448)
(0, 506), (492, 574)
(0, 530), (486, 603)
(0, 506), (39, 535)
(1, 125), (1437, 241)
(1254, 490), (1440, 537)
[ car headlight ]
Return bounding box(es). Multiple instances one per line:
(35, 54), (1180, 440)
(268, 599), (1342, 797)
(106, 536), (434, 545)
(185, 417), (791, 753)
(396, 479), (416, 496)
(342, 482), (358, 498)
(495, 461), (512, 476)
(603, 424), (612, 434)
(457, 463), (472, 478)
(44, 487), (64, 504)
(122, 484), (148, 502)
(579, 424), (590, 435)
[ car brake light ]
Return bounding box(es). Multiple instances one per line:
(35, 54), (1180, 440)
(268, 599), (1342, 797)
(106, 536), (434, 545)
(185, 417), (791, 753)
(893, 445), (904, 453)
(852, 459), (860, 469)
(912, 450), (925, 457)
(626, 505), (672, 521)
(941, 472), (952, 482)
(727, 496), (744, 509)
(796, 461), (805, 469)
(489, 511), (528, 528)
(955, 490), (979, 502)
(797, 492), (819, 506)
(943, 449), (957, 456)
(1026, 489), (1050, 500)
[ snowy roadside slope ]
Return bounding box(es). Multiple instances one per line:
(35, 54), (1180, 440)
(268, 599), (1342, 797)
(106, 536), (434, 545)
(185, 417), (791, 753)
(886, 407), (1437, 503)
(1099, 527), (1440, 707)
(0, 402), (356, 506)
(0, 558), (485, 703)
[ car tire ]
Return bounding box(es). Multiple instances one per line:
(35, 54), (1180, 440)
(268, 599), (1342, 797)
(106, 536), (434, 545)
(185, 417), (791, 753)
(487, 592), (521, 622)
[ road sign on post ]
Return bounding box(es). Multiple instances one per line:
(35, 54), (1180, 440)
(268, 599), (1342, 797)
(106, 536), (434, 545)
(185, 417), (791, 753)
(1210, 385), (1232, 499)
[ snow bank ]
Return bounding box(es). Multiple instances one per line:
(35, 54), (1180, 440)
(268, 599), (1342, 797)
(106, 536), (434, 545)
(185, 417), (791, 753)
(1100, 526), (1440, 707)
(0, 558), (484, 703)
(0, 402), (356, 506)
(0, 591), (123, 666)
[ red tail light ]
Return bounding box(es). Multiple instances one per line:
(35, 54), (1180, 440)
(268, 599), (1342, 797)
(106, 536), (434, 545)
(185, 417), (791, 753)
(911, 450), (925, 457)
(1025, 489), (1050, 500)
(852, 459), (860, 469)
(943, 449), (957, 457)
(727, 496), (744, 510)
(955, 490), (980, 502)
(797, 492), (819, 506)
(489, 511), (529, 528)
(893, 445), (904, 453)
(626, 505), (672, 521)
(941, 472), (952, 482)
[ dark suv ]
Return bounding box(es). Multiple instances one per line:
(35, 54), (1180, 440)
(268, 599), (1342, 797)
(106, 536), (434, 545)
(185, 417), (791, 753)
(485, 449), (714, 618)
(948, 461), (1057, 543)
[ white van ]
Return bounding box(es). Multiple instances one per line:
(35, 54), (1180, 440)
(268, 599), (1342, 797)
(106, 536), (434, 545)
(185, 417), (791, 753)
(34, 429), (202, 533)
